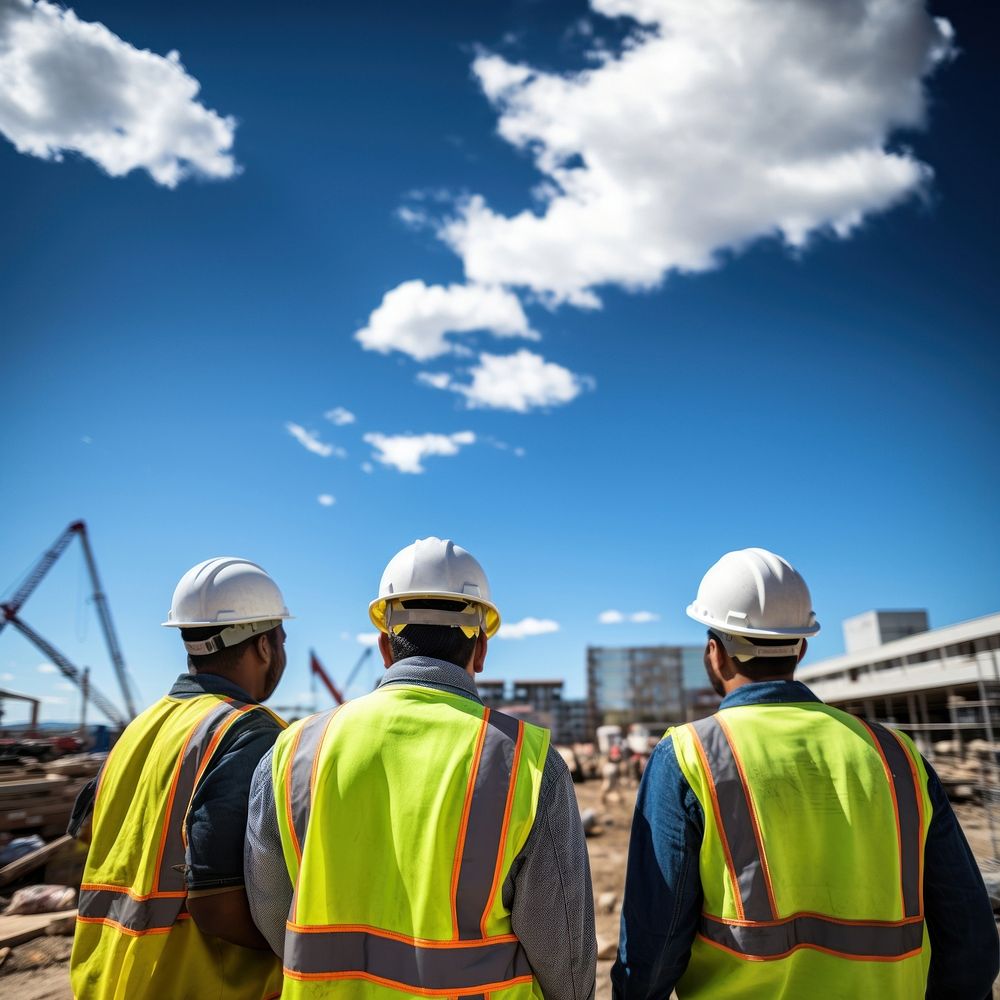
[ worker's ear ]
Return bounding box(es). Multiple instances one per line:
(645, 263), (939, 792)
(471, 631), (487, 675)
(706, 636), (730, 682)
(378, 632), (394, 668)
(796, 638), (808, 664)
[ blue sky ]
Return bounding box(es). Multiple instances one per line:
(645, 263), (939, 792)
(1, 0), (998, 724)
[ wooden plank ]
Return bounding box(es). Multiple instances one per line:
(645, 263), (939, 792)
(0, 909), (77, 949)
(0, 835), (73, 887)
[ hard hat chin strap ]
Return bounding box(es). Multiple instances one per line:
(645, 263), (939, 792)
(184, 619), (281, 656)
(716, 630), (803, 663)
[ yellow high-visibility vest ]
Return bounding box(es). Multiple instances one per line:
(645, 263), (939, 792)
(670, 702), (933, 999)
(271, 684), (550, 998)
(70, 691), (285, 1000)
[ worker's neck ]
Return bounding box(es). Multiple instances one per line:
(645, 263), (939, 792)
(720, 672), (796, 695)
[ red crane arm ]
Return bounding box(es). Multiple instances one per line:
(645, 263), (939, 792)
(310, 651), (345, 705)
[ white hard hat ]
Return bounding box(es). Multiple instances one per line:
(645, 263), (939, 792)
(369, 537), (500, 639)
(686, 548), (819, 660)
(163, 557), (292, 656)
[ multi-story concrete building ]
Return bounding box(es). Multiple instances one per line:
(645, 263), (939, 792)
(476, 679), (506, 708)
(587, 645), (696, 729)
(798, 610), (1000, 757)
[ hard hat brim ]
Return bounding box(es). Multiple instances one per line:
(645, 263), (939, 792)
(369, 593), (500, 638)
(162, 612), (294, 628)
(685, 603), (820, 638)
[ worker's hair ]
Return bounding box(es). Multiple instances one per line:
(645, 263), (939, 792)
(388, 599), (479, 669)
(181, 625), (278, 674)
(708, 630), (800, 678)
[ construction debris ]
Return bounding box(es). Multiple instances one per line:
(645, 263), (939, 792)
(0, 754), (103, 842)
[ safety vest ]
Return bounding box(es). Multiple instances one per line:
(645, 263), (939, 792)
(70, 691), (286, 1000)
(670, 702), (932, 999)
(271, 684), (550, 998)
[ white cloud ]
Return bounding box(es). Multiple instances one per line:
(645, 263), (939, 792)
(629, 610), (660, 623)
(356, 632), (380, 647)
(420, 350), (592, 413)
(317, 494), (336, 506)
(55, 680), (75, 691)
(41, 695), (68, 705)
(497, 617), (560, 639)
(436, 0), (954, 306)
(599, 609), (661, 624)
(0, 0), (238, 187)
(361, 462), (374, 474)
(286, 422), (345, 459)
(0, 671), (14, 681)
(354, 280), (538, 361)
(363, 430), (476, 474)
(325, 406), (356, 426)
(37, 662), (57, 673)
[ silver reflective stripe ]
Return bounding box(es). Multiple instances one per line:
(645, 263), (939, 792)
(700, 913), (924, 960)
(691, 716), (774, 921)
(454, 709), (521, 939)
(78, 887), (186, 933)
(284, 928), (532, 989)
(288, 708), (341, 854)
(865, 723), (923, 918)
(156, 700), (246, 892)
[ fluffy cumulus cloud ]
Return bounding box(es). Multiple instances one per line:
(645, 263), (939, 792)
(355, 280), (538, 361)
(599, 609), (660, 624)
(324, 406), (356, 426)
(418, 350), (592, 413)
(0, 0), (238, 187)
(356, 632), (380, 647)
(363, 430), (475, 474)
(317, 493), (336, 506)
(497, 617), (560, 639)
(37, 662), (57, 673)
(437, 0), (954, 306)
(286, 422), (345, 458)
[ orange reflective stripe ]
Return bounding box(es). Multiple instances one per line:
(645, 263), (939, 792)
(451, 712), (489, 938)
(689, 720), (745, 921)
(715, 714), (778, 918)
(283, 721), (308, 866)
(283, 923), (533, 992)
(699, 911), (924, 961)
(480, 715), (523, 937)
(860, 721), (923, 918)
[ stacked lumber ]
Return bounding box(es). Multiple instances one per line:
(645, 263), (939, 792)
(0, 754), (104, 839)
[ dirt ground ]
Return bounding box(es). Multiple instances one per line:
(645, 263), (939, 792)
(1, 777), (997, 999)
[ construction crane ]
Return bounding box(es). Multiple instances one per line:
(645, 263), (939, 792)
(310, 647), (373, 706)
(1, 520), (137, 729)
(0, 687), (41, 734)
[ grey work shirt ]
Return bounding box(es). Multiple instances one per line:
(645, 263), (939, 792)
(245, 656), (597, 1000)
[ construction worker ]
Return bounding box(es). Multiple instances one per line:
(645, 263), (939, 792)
(245, 536), (597, 998)
(70, 557), (292, 1000)
(612, 548), (999, 999)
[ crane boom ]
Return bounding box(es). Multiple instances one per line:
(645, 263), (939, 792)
(342, 646), (373, 696)
(5, 613), (129, 729)
(0, 522), (79, 634)
(310, 650), (345, 705)
(0, 520), (137, 721)
(75, 524), (138, 717)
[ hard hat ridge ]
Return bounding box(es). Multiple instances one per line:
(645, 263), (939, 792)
(162, 556), (292, 656)
(369, 537), (500, 638)
(686, 547), (819, 644)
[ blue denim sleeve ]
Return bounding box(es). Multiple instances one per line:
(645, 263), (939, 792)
(184, 710), (283, 891)
(611, 735), (704, 1000)
(922, 759), (999, 999)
